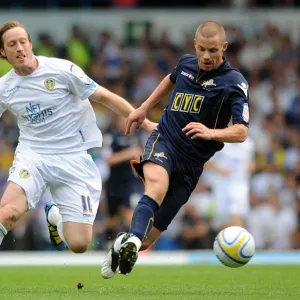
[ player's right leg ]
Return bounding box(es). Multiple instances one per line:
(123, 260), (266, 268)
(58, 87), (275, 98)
(2, 146), (47, 246)
(102, 131), (173, 277)
(0, 182), (28, 245)
(101, 160), (168, 278)
(118, 161), (169, 275)
(101, 226), (162, 279)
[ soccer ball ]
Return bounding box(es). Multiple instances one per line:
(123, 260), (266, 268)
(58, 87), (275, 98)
(213, 226), (255, 268)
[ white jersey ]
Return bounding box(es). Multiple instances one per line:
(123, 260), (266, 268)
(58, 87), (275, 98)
(0, 56), (102, 154)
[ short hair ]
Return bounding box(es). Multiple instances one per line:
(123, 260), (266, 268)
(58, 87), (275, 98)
(0, 21), (31, 60)
(195, 21), (226, 43)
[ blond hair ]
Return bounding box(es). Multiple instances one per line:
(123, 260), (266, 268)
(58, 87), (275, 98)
(0, 21), (31, 60)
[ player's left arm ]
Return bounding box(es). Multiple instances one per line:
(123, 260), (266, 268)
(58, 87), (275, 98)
(215, 76), (249, 143)
(211, 123), (248, 142)
(183, 122), (247, 142)
(183, 75), (249, 143)
(89, 86), (156, 133)
(89, 86), (135, 118)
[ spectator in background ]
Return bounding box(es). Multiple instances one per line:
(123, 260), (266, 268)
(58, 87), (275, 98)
(102, 114), (144, 244)
(65, 25), (93, 72)
(177, 180), (215, 250)
(0, 58), (12, 77)
(205, 136), (256, 230)
(34, 33), (57, 58)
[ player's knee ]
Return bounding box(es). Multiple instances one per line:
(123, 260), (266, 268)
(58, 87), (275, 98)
(66, 236), (91, 253)
(1, 203), (23, 229)
(145, 183), (167, 203)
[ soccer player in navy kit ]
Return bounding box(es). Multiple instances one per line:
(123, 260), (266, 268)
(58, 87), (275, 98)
(101, 21), (249, 278)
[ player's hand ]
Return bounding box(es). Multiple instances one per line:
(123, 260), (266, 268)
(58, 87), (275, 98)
(125, 106), (147, 135)
(182, 122), (214, 140)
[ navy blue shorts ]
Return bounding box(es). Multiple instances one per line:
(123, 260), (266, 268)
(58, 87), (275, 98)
(131, 129), (203, 231)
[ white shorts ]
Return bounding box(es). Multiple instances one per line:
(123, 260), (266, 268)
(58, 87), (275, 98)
(8, 145), (102, 225)
(212, 181), (250, 229)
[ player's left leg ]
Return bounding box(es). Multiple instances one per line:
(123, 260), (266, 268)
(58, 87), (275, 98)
(44, 200), (95, 253)
(63, 222), (93, 253)
(45, 151), (102, 253)
(44, 201), (67, 251)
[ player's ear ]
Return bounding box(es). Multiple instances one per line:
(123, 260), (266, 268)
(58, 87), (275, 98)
(222, 41), (228, 52)
(193, 38), (197, 50)
(0, 48), (6, 58)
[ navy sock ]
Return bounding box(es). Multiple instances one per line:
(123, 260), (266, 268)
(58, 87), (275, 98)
(125, 195), (159, 242)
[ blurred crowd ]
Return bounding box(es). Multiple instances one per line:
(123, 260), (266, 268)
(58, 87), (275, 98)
(0, 19), (299, 252)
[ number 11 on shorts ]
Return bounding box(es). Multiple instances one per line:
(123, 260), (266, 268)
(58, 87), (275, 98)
(81, 195), (93, 213)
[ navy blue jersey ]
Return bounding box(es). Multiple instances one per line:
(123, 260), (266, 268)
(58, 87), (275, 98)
(106, 131), (142, 187)
(158, 54), (249, 165)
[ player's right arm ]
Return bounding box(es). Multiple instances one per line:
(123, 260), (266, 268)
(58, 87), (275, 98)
(141, 74), (175, 111)
(125, 74), (174, 135)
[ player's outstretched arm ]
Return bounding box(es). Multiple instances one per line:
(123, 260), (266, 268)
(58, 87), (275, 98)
(125, 74), (174, 135)
(89, 86), (155, 134)
(141, 74), (175, 110)
(89, 85), (136, 118)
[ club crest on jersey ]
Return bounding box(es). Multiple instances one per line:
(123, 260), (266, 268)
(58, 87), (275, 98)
(201, 79), (216, 88)
(44, 78), (55, 91)
(19, 169), (30, 179)
(154, 152), (168, 163)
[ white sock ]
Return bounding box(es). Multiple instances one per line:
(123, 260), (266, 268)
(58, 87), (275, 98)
(113, 233), (126, 252)
(0, 223), (7, 245)
(57, 219), (67, 244)
(48, 205), (62, 226)
(126, 236), (142, 251)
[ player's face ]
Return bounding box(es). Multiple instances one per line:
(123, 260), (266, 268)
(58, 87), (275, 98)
(194, 34), (228, 71)
(0, 27), (34, 72)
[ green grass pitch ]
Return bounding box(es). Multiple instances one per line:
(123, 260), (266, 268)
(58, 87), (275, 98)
(1, 265), (300, 300)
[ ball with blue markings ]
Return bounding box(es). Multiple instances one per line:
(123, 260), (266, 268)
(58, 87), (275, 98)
(213, 226), (255, 268)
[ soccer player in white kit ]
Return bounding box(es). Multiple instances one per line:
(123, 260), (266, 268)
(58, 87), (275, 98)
(0, 21), (155, 253)
(205, 137), (256, 230)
